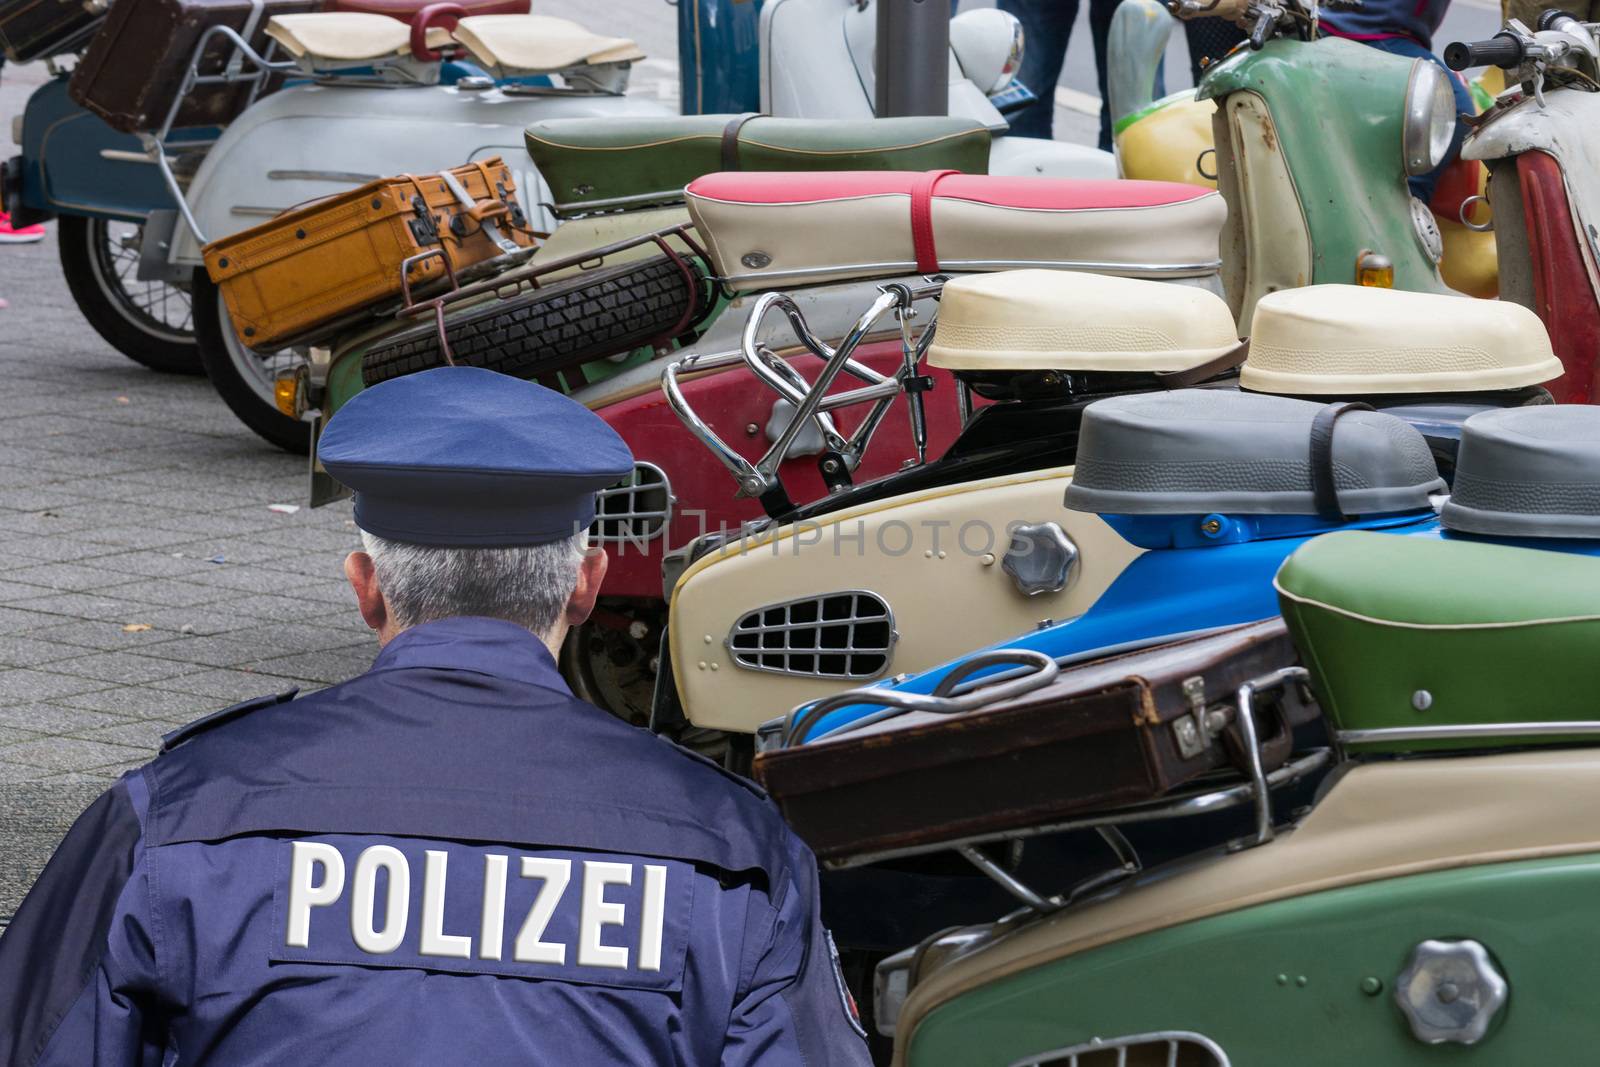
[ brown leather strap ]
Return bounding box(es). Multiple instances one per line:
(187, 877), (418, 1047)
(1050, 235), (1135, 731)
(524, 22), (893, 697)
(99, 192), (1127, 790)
(720, 113), (763, 172)
(910, 170), (958, 274)
(1154, 338), (1251, 390)
(1309, 401), (1374, 521)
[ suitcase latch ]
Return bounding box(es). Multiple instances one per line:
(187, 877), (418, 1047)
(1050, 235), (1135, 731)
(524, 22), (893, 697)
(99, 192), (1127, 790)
(1175, 676), (1228, 759)
(408, 195), (441, 247)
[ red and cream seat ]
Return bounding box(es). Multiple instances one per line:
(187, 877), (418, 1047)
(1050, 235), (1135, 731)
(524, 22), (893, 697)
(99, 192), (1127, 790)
(684, 171), (1226, 291)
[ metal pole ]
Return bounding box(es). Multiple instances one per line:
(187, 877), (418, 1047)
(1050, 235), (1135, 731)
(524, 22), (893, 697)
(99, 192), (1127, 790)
(875, 0), (950, 117)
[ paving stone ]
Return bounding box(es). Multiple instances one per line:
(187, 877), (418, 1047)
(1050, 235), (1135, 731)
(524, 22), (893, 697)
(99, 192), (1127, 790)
(21, 619), (190, 651)
(55, 688), (217, 722)
(242, 648), (374, 686)
(0, 636), (97, 669)
(149, 667), (315, 702)
(0, 703), (127, 734)
(40, 651), (200, 685)
(0, 669), (116, 702)
(6, 562), (145, 593)
(0, 736), (146, 774)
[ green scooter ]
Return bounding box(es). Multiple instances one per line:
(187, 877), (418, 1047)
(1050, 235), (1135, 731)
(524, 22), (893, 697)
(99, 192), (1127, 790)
(1110, 0), (1464, 329)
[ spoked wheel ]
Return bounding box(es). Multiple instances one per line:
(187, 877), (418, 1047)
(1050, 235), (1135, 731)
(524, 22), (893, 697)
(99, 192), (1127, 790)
(57, 215), (202, 374)
(191, 269), (310, 453)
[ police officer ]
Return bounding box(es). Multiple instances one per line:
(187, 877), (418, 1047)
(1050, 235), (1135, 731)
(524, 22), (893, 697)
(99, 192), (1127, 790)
(0, 366), (873, 1066)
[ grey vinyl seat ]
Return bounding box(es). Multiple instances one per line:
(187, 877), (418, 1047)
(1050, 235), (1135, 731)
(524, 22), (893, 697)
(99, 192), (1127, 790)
(1441, 405), (1600, 538)
(1063, 389), (1445, 516)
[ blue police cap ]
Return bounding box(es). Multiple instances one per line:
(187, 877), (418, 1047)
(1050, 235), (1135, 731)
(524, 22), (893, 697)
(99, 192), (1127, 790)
(318, 366), (634, 547)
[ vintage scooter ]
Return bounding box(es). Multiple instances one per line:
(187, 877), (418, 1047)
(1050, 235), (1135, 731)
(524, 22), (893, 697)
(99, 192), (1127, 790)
(192, 1), (1121, 451)
(661, 273), (1561, 742)
(0, 0), (541, 374)
(1446, 14), (1600, 404)
(1106, 0), (1500, 295)
(879, 515), (1600, 1064)
(671, 0), (1111, 180)
(292, 169), (1229, 727)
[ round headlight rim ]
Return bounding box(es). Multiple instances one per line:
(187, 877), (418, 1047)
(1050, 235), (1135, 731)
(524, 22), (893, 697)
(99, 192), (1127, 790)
(1402, 60), (1457, 178)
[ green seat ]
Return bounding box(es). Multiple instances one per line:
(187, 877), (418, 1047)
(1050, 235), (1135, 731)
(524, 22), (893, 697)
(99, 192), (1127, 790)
(525, 115), (991, 216)
(1276, 531), (1600, 751)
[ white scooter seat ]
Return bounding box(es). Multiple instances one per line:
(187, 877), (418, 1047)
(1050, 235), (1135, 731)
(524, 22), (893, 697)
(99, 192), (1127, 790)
(1242, 285), (1562, 395)
(265, 12), (451, 63)
(929, 270), (1241, 373)
(450, 15), (644, 76)
(684, 171), (1226, 291)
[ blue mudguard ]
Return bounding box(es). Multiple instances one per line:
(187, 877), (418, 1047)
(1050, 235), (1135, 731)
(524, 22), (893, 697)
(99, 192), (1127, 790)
(10, 76), (216, 223)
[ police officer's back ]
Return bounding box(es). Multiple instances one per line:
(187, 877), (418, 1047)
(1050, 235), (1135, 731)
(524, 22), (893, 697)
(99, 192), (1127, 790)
(0, 368), (871, 1066)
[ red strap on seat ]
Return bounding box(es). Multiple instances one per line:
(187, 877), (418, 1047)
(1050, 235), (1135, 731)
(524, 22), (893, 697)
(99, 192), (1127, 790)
(910, 170), (958, 274)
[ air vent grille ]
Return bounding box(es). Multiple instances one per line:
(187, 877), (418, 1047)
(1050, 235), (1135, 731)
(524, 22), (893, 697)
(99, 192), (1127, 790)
(591, 462), (671, 545)
(1015, 1030), (1230, 1067)
(728, 591), (894, 679)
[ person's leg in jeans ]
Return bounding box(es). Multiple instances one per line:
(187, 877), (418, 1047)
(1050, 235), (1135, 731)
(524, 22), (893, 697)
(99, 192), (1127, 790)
(1087, 0), (1122, 150)
(997, 0), (1079, 138)
(1362, 36), (1474, 203)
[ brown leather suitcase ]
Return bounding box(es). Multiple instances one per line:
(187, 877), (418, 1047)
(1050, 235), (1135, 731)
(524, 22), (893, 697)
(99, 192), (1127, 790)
(754, 619), (1318, 864)
(202, 157), (537, 348)
(68, 0), (320, 133)
(0, 0), (103, 62)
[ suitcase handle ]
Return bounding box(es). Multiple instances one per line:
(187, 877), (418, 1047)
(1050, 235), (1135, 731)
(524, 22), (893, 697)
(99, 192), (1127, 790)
(410, 2), (469, 60)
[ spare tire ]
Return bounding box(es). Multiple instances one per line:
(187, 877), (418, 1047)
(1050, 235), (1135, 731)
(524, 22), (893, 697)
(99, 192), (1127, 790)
(361, 253), (710, 387)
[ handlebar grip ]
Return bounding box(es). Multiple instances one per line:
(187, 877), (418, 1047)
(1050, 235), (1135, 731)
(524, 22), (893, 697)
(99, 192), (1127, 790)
(1444, 32), (1525, 71)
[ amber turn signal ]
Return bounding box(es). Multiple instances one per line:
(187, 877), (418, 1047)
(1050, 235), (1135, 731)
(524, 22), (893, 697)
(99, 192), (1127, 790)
(274, 375), (300, 418)
(1356, 251), (1395, 288)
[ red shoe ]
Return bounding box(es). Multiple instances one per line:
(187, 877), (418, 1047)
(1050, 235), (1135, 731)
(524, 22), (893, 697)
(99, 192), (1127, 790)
(0, 212), (45, 244)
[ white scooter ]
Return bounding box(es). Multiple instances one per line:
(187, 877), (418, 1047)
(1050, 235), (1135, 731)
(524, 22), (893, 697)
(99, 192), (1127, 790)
(760, 0), (1118, 179)
(165, 4), (1113, 448)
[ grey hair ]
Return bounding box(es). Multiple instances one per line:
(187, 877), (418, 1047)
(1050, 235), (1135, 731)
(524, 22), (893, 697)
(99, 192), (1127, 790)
(359, 529), (589, 640)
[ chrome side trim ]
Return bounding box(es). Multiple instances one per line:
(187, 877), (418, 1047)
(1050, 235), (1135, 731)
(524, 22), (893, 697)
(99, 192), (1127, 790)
(721, 258), (1223, 287)
(267, 169), (380, 184)
(1339, 721), (1600, 744)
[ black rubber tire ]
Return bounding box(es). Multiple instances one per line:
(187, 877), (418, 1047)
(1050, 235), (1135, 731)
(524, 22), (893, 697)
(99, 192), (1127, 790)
(361, 253), (708, 386)
(57, 215), (203, 375)
(192, 270), (311, 454)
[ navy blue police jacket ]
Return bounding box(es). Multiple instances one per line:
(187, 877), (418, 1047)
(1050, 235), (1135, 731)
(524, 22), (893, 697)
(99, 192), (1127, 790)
(0, 617), (872, 1066)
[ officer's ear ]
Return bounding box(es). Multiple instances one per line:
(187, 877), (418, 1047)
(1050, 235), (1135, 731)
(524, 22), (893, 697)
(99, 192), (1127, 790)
(564, 546), (608, 629)
(345, 551), (392, 637)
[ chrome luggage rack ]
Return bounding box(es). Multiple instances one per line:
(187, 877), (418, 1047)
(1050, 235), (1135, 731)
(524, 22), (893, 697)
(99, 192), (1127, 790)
(776, 649), (1329, 916)
(662, 279), (946, 517)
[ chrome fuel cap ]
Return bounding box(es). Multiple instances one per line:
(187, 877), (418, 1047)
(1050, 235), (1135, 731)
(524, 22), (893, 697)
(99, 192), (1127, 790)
(1395, 939), (1507, 1045)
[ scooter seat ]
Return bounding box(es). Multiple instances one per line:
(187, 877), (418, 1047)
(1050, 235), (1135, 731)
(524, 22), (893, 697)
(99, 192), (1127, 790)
(266, 12), (447, 62)
(1064, 389), (1445, 517)
(928, 270), (1240, 373)
(684, 171), (1226, 291)
(1242, 284), (1561, 396)
(330, 0), (528, 19)
(450, 15), (644, 75)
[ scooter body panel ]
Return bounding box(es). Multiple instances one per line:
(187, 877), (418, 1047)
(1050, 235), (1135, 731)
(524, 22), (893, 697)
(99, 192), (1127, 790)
(1200, 38), (1450, 321)
(1464, 91), (1600, 403)
(669, 470), (1151, 732)
(169, 82), (673, 264)
(895, 747), (1600, 1065)
(598, 339), (967, 602)
(12, 75), (198, 223)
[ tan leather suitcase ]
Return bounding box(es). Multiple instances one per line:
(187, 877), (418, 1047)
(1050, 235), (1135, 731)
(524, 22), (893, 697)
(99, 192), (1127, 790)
(755, 619), (1318, 864)
(202, 158), (536, 348)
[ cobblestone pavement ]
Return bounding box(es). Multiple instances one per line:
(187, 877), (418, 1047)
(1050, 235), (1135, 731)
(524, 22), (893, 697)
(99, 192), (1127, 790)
(0, 224), (374, 913)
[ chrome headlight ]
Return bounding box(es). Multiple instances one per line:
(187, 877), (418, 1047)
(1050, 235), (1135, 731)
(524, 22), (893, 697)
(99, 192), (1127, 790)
(1403, 61), (1458, 177)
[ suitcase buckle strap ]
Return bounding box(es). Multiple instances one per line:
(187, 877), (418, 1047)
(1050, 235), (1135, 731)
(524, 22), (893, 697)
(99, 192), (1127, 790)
(407, 194), (442, 247)
(439, 167), (520, 255)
